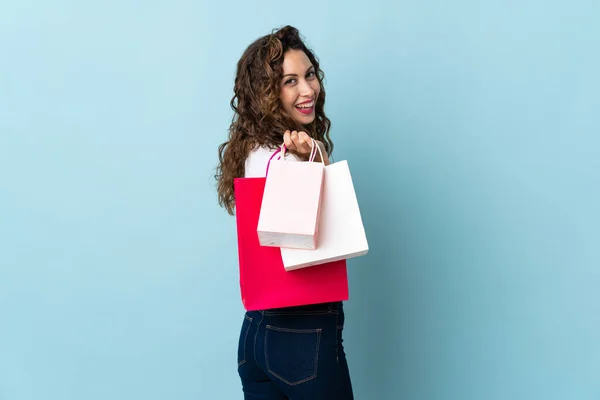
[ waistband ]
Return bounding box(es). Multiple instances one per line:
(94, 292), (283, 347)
(256, 301), (343, 315)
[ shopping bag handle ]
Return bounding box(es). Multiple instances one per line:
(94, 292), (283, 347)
(265, 139), (324, 176)
(280, 138), (324, 163)
(265, 148), (281, 176)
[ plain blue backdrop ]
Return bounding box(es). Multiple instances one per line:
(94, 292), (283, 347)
(1, 1), (599, 399)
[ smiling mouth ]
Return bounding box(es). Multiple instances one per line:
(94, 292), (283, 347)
(295, 100), (315, 115)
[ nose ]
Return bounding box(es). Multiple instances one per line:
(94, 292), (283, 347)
(298, 78), (315, 97)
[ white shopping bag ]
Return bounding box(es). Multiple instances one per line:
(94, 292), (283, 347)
(281, 160), (368, 271)
(257, 140), (325, 249)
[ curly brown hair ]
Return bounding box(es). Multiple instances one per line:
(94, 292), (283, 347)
(216, 25), (333, 215)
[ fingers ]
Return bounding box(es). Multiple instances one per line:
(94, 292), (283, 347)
(295, 131), (312, 155)
(283, 130), (296, 152)
(283, 130), (314, 159)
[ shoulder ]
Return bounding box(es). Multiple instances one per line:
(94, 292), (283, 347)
(244, 147), (277, 178)
(244, 145), (300, 178)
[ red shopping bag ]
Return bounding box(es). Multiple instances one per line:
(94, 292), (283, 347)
(234, 176), (348, 311)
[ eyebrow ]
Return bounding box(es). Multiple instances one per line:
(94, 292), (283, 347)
(282, 66), (315, 79)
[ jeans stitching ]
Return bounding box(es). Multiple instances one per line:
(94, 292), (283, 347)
(253, 312), (264, 366)
(237, 315), (253, 367)
(265, 326), (322, 386)
(265, 325), (322, 333)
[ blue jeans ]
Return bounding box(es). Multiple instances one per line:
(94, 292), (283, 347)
(237, 301), (354, 399)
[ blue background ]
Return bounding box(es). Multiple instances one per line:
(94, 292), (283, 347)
(1, 1), (599, 399)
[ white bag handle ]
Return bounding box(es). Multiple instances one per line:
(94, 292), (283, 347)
(279, 138), (324, 163)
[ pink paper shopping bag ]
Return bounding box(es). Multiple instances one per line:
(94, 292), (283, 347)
(234, 176), (348, 311)
(257, 140), (325, 249)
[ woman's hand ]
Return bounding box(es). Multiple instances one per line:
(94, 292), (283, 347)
(283, 130), (330, 165)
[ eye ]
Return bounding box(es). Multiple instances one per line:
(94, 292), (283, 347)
(284, 78), (297, 85)
(307, 70), (316, 79)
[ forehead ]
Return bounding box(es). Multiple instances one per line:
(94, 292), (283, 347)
(282, 50), (313, 73)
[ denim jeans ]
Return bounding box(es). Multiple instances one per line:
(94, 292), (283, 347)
(237, 301), (354, 400)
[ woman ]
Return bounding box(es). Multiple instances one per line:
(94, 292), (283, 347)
(216, 26), (354, 400)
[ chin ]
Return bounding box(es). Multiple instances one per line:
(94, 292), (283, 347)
(295, 115), (316, 125)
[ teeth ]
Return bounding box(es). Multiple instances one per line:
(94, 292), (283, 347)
(296, 101), (314, 109)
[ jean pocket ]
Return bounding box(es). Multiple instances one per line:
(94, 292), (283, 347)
(264, 325), (322, 386)
(237, 315), (253, 367)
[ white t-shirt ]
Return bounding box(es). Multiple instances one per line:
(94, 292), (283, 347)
(244, 146), (301, 178)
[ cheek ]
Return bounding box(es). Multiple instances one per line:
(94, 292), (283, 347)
(312, 82), (321, 98)
(280, 89), (294, 109)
